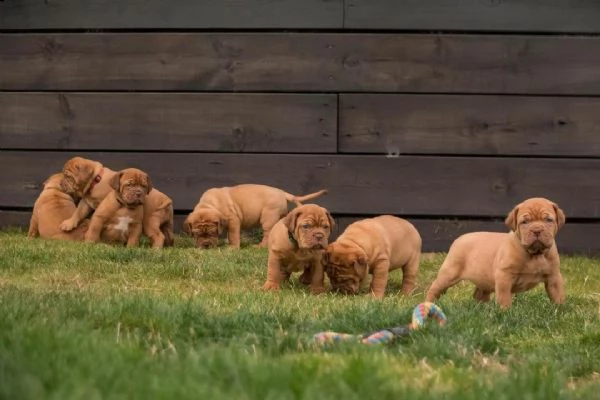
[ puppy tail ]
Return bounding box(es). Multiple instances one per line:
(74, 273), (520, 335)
(285, 189), (328, 206)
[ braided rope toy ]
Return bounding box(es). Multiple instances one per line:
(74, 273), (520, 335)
(313, 302), (447, 346)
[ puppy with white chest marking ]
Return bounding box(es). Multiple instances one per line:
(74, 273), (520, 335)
(84, 168), (151, 247)
(324, 215), (421, 298)
(425, 197), (566, 308)
(262, 204), (334, 294)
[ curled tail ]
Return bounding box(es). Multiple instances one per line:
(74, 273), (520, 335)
(285, 189), (328, 206)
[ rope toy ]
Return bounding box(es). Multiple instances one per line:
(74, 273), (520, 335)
(313, 302), (447, 346)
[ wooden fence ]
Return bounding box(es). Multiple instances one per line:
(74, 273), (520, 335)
(1, 0), (599, 254)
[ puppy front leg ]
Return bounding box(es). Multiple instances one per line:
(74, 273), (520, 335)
(545, 271), (565, 304)
(226, 219), (242, 248)
(370, 260), (390, 299)
(61, 201), (92, 231)
(309, 257), (325, 295)
(126, 223), (143, 248)
(85, 215), (106, 243)
(263, 252), (284, 290)
(494, 274), (514, 309)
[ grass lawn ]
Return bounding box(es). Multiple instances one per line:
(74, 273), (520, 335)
(1, 229), (599, 399)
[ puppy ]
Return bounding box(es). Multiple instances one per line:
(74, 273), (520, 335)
(143, 188), (175, 249)
(262, 204), (334, 294)
(59, 156), (117, 232)
(425, 197), (566, 308)
(184, 184), (327, 249)
(324, 215), (421, 298)
(84, 168), (150, 247)
(28, 172), (89, 241)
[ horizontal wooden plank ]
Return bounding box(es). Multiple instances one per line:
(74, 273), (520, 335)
(336, 217), (600, 256)
(345, 0), (600, 33)
(0, 0), (342, 30)
(2, 152), (600, 219)
(0, 93), (336, 152)
(2, 210), (597, 256)
(2, 33), (600, 94)
(339, 94), (600, 156)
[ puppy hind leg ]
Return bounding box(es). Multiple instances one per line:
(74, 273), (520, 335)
(162, 222), (175, 247)
(257, 209), (284, 248)
(425, 262), (463, 302)
(400, 253), (420, 295)
(473, 287), (492, 303)
(27, 215), (39, 238)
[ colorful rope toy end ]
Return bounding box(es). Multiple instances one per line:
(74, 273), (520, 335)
(313, 302), (447, 346)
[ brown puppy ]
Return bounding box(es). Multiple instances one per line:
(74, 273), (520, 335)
(143, 188), (175, 249)
(28, 172), (89, 241)
(262, 204), (334, 294)
(84, 168), (150, 247)
(184, 184), (327, 249)
(59, 156), (117, 232)
(324, 215), (421, 298)
(425, 197), (566, 308)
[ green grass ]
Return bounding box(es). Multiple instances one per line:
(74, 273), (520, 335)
(1, 229), (599, 399)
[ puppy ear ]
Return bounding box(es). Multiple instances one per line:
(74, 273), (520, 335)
(552, 202), (566, 230)
(145, 175), (153, 194)
(109, 172), (122, 191)
(353, 253), (368, 278)
(282, 208), (301, 233)
(505, 205), (519, 232)
(183, 215), (193, 235)
(326, 211), (335, 231)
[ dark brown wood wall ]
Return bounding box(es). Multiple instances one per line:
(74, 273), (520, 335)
(1, 0), (599, 255)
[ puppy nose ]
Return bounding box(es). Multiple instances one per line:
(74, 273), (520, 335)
(314, 232), (325, 240)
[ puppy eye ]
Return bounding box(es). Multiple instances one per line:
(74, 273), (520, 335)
(545, 217), (554, 223)
(302, 224), (311, 229)
(520, 220), (529, 225)
(323, 225), (330, 230)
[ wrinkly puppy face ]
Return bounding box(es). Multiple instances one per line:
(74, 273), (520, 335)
(505, 197), (566, 255)
(110, 168), (152, 207)
(323, 242), (368, 295)
(284, 204), (334, 250)
(44, 172), (81, 202)
(60, 156), (97, 196)
(183, 209), (226, 249)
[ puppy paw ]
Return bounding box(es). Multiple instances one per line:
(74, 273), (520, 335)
(310, 285), (326, 295)
(262, 281), (281, 291)
(60, 219), (77, 232)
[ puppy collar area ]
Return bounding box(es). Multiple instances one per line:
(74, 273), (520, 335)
(86, 168), (104, 194)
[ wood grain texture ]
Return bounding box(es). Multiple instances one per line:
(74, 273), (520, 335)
(3, 33), (600, 94)
(339, 94), (600, 156)
(2, 210), (597, 256)
(344, 0), (600, 33)
(0, 0), (342, 29)
(2, 152), (599, 219)
(0, 93), (336, 152)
